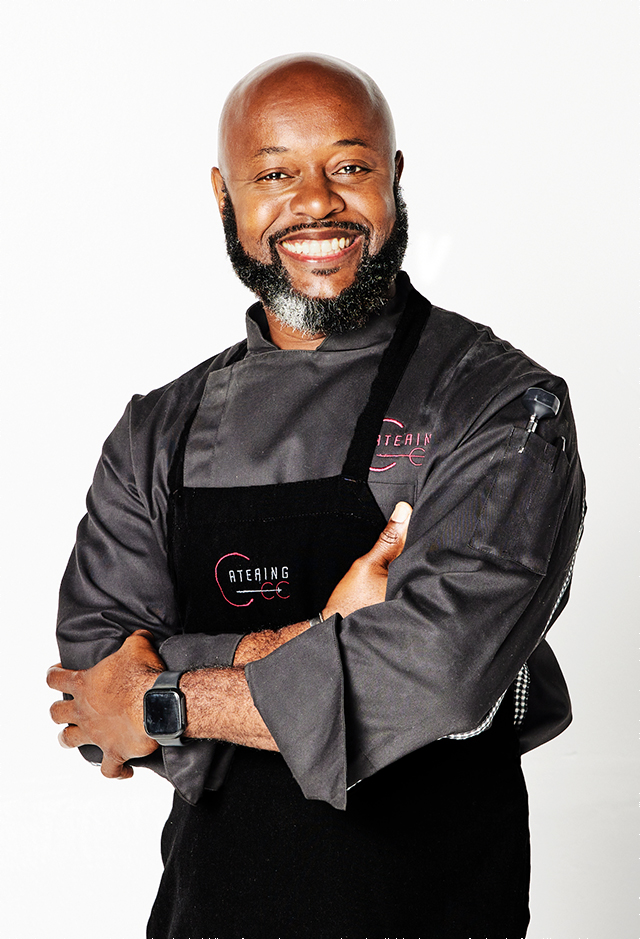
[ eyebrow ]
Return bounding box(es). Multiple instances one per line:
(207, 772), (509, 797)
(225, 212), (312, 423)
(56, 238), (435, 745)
(332, 138), (371, 149)
(253, 146), (289, 157)
(252, 138), (372, 159)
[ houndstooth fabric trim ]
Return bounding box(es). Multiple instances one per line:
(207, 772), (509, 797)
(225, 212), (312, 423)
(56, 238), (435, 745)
(442, 691), (507, 741)
(442, 662), (530, 742)
(513, 663), (530, 726)
(442, 494), (586, 742)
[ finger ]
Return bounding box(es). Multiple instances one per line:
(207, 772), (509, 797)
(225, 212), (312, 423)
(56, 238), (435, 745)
(50, 699), (77, 725)
(389, 500), (412, 525)
(58, 724), (90, 749)
(130, 629), (154, 641)
(46, 665), (78, 694)
(126, 630), (165, 671)
(366, 502), (413, 568)
(126, 629), (160, 657)
(100, 755), (133, 780)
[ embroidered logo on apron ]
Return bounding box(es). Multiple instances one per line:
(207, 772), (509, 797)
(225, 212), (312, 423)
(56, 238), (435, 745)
(215, 552), (290, 607)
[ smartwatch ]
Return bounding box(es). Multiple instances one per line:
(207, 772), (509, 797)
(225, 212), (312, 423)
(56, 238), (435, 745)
(143, 671), (187, 746)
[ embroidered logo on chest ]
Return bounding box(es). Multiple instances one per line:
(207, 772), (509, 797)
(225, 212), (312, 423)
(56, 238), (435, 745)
(215, 552), (290, 607)
(370, 418), (433, 473)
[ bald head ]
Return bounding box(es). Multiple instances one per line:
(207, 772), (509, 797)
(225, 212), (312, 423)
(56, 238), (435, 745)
(211, 54), (406, 341)
(217, 54), (397, 179)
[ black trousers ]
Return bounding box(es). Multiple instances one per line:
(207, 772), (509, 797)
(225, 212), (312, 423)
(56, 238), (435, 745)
(148, 701), (530, 939)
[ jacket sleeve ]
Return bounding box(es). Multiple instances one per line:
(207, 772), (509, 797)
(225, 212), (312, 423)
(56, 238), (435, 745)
(246, 379), (585, 810)
(56, 401), (180, 669)
(56, 348), (243, 674)
(55, 390), (247, 796)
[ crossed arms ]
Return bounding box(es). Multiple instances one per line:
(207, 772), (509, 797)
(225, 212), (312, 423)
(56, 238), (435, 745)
(47, 503), (413, 779)
(48, 331), (585, 808)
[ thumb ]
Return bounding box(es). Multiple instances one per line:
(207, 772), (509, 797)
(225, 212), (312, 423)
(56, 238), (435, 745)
(366, 501), (413, 570)
(130, 629), (154, 641)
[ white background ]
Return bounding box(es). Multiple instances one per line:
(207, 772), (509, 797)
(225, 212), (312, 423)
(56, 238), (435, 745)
(1, 2), (637, 936)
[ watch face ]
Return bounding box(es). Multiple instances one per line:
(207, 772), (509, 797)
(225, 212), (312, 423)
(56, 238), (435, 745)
(144, 690), (184, 737)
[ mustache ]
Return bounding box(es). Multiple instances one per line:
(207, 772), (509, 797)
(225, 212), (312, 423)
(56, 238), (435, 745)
(268, 220), (370, 250)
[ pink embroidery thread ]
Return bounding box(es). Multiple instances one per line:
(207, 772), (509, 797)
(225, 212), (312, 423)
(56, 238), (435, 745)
(215, 552), (253, 607)
(371, 419), (432, 472)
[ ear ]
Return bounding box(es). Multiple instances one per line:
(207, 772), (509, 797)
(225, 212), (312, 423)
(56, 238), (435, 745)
(211, 167), (227, 218)
(394, 150), (404, 183)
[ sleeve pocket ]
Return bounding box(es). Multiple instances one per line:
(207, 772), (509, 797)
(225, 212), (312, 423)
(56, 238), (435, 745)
(469, 427), (568, 575)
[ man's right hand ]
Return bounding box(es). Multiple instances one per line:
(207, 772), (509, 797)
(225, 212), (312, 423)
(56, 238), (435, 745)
(47, 630), (164, 778)
(322, 500), (412, 620)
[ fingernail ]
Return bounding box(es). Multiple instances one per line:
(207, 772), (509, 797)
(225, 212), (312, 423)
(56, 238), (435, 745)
(390, 501), (412, 523)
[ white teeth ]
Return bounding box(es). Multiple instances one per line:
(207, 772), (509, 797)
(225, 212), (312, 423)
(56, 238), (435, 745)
(282, 236), (353, 257)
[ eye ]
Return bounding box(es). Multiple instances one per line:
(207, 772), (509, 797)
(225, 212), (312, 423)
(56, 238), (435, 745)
(334, 164), (369, 176)
(258, 171), (290, 182)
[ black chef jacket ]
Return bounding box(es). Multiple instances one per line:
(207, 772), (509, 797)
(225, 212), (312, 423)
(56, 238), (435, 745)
(57, 273), (585, 810)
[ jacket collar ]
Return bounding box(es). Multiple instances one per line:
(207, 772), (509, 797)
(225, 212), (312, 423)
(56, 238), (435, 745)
(244, 272), (411, 354)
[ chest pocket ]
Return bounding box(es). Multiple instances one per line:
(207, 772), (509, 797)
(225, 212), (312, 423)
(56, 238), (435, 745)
(469, 427), (568, 575)
(368, 479), (418, 521)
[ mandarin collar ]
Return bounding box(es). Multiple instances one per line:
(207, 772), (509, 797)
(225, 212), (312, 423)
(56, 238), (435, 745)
(244, 272), (411, 354)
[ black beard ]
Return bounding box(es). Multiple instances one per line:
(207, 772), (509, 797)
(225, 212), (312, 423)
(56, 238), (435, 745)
(221, 185), (409, 336)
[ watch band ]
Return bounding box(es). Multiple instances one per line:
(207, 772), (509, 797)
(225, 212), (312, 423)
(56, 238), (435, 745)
(150, 670), (185, 692)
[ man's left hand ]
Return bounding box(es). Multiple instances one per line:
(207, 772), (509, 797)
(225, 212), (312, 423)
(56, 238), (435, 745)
(47, 630), (164, 779)
(322, 500), (412, 620)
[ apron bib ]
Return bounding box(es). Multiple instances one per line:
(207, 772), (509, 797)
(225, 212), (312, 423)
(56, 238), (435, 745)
(149, 289), (530, 938)
(167, 288), (429, 635)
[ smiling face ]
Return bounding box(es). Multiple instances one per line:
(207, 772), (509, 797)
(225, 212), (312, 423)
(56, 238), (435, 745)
(212, 56), (406, 342)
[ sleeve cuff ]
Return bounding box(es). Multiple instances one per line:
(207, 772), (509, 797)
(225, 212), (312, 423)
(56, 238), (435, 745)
(159, 632), (243, 670)
(245, 616), (348, 810)
(155, 632), (244, 805)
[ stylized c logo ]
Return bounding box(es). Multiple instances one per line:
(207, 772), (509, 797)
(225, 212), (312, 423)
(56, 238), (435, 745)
(215, 552), (253, 607)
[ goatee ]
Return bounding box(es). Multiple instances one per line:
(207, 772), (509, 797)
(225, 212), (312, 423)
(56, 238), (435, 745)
(221, 185), (409, 336)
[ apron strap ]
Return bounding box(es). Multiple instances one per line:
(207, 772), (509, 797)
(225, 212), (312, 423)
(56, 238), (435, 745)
(341, 285), (432, 482)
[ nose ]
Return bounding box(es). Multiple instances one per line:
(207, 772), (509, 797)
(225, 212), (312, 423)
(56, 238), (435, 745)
(289, 172), (345, 220)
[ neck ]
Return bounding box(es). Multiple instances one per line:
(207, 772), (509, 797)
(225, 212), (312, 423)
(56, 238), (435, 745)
(263, 309), (325, 350)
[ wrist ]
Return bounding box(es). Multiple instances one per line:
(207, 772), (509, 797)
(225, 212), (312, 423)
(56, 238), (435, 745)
(180, 667), (236, 740)
(139, 668), (176, 742)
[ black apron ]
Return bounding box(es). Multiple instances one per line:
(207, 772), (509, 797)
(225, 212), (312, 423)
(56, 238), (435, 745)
(148, 289), (530, 939)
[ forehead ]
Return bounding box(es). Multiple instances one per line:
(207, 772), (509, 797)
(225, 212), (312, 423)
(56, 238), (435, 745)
(220, 68), (393, 170)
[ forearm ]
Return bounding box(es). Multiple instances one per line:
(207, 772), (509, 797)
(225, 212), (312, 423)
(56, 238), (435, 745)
(181, 667), (278, 751)
(231, 527), (403, 668)
(246, 418), (585, 808)
(232, 620), (314, 666)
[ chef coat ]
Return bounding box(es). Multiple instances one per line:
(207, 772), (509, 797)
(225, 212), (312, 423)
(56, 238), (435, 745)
(57, 273), (585, 810)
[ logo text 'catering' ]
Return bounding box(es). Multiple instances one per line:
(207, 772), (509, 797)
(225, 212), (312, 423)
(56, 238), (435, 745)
(215, 552), (290, 608)
(370, 418), (432, 473)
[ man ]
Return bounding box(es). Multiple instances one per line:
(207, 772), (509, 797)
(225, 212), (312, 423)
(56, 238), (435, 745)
(48, 54), (585, 937)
